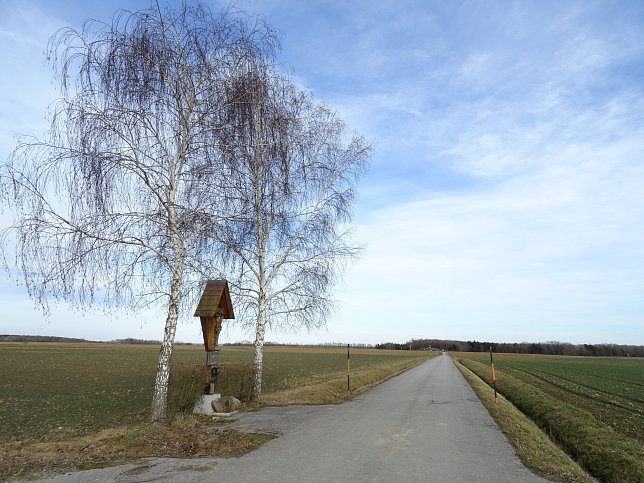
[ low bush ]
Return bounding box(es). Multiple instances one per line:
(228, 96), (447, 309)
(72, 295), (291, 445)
(168, 364), (205, 415)
(168, 362), (256, 414)
(213, 363), (256, 402)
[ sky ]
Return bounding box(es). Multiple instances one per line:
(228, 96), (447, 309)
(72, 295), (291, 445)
(1, 0), (643, 346)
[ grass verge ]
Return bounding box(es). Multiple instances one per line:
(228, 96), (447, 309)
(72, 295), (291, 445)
(457, 357), (644, 483)
(263, 356), (435, 405)
(452, 357), (593, 482)
(0, 416), (273, 480)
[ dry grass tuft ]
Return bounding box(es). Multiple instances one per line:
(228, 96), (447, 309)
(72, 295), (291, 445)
(0, 416), (272, 480)
(263, 357), (434, 405)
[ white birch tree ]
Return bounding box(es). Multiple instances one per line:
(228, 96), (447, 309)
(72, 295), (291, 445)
(0, 2), (277, 423)
(215, 69), (372, 400)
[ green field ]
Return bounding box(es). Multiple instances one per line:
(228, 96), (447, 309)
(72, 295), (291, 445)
(0, 343), (432, 440)
(457, 353), (644, 482)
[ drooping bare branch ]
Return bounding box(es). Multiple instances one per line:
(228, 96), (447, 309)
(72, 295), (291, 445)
(1, 1), (279, 422)
(214, 67), (372, 399)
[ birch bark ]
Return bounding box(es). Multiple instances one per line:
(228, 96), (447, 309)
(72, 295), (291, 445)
(150, 258), (183, 422)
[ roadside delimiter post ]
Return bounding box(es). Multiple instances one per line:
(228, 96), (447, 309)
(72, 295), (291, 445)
(489, 347), (498, 404)
(347, 344), (351, 398)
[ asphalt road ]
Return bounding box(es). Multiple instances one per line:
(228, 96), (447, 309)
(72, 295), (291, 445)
(44, 354), (549, 482)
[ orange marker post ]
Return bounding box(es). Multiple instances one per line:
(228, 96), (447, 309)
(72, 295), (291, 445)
(347, 344), (351, 398)
(489, 347), (498, 404)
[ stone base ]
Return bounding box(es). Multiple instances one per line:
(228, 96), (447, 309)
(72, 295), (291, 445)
(211, 410), (239, 420)
(192, 394), (221, 415)
(212, 395), (241, 413)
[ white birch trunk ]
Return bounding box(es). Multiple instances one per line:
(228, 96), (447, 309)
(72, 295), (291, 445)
(150, 258), (184, 422)
(253, 227), (268, 400)
(253, 151), (268, 401)
(150, 183), (185, 422)
(253, 295), (267, 401)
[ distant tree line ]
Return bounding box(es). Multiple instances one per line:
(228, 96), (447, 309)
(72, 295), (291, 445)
(0, 334), (93, 343)
(375, 339), (644, 357)
(7, 334), (639, 357)
(110, 338), (162, 345)
(0, 335), (204, 345)
(222, 341), (375, 348)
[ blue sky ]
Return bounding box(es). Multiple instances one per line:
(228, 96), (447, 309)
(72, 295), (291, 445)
(1, 0), (643, 346)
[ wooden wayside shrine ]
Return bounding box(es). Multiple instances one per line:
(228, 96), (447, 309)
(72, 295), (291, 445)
(194, 280), (235, 394)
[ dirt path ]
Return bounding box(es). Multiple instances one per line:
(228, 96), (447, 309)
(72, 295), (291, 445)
(43, 354), (549, 482)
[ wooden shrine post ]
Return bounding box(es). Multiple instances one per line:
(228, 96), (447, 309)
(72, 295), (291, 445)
(193, 280), (235, 394)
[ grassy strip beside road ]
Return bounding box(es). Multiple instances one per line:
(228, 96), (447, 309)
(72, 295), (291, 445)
(457, 354), (644, 483)
(476, 353), (643, 440)
(452, 358), (592, 482)
(0, 343), (434, 479)
(261, 346), (437, 405)
(1, 418), (273, 480)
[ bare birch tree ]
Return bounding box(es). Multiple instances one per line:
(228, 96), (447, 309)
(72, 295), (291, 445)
(0, 2), (277, 423)
(215, 68), (372, 400)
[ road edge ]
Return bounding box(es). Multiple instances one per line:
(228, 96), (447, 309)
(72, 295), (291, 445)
(451, 356), (595, 483)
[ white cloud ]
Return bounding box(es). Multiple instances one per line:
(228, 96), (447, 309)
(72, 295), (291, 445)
(2, 0), (644, 345)
(234, 1), (644, 345)
(334, 118), (644, 344)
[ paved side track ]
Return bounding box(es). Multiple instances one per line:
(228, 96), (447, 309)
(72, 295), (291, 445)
(43, 354), (548, 482)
